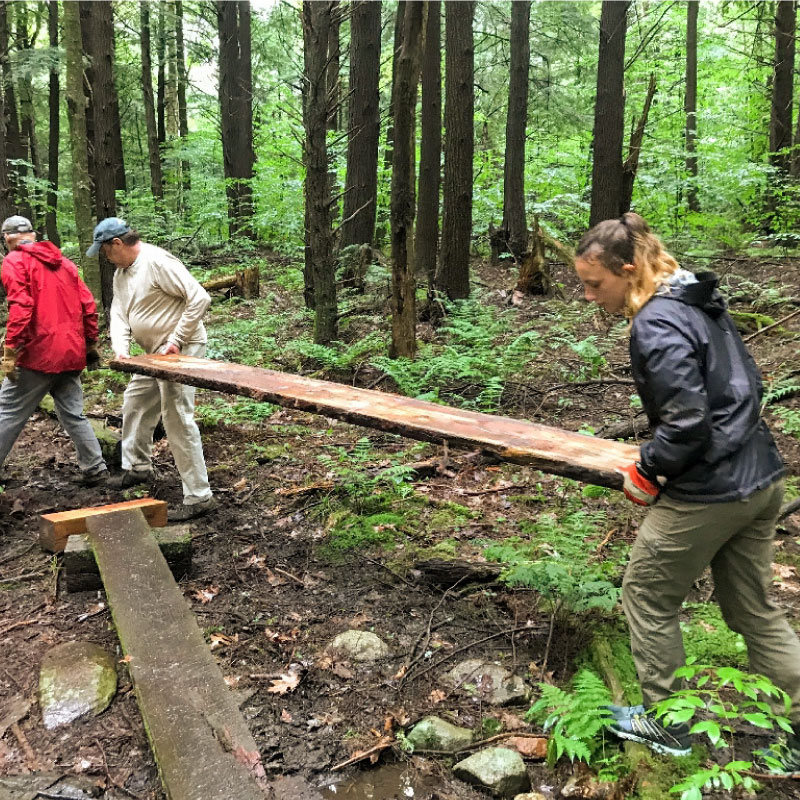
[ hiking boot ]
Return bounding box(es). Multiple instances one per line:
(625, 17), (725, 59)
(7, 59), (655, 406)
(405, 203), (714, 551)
(607, 707), (692, 756)
(109, 469), (155, 490)
(80, 468), (109, 487)
(757, 734), (800, 777)
(168, 496), (217, 522)
(606, 704), (646, 720)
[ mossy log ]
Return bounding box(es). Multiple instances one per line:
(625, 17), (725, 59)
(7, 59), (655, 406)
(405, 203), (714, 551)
(202, 267), (260, 299)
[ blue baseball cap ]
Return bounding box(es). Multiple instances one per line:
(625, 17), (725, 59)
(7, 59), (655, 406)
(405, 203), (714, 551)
(87, 217), (131, 257)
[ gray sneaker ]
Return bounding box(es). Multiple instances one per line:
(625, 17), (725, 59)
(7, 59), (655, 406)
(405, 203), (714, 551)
(168, 496), (217, 522)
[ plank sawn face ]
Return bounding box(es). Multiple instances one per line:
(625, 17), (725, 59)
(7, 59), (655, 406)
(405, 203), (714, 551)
(39, 498), (168, 553)
(85, 509), (265, 800)
(111, 355), (641, 488)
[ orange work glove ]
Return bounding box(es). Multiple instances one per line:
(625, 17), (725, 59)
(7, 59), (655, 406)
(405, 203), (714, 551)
(619, 462), (660, 506)
(1, 346), (18, 382)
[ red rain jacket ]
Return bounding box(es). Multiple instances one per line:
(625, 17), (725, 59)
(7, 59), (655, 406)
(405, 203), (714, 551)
(1, 241), (99, 373)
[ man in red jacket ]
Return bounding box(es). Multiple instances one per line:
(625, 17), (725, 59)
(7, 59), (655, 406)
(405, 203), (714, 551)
(0, 215), (108, 485)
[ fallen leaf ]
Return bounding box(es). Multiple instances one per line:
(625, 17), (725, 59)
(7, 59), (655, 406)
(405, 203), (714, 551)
(507, 735), (548, 759)
(496, 710), (526, 731)
(193, 585), (220, 604)
(223, 675), (241, 688)
(209, 632), (237, 650)
(119, 655), (133, 664)
(233, 478), (249, 492)
(428, 689), (447, 705)
(246, 554), (267, 569)
(281, 708), (293, 723)
(392, 665), (407, 680)
(332, 662), (353, 679)
(267, 670), (301, 695)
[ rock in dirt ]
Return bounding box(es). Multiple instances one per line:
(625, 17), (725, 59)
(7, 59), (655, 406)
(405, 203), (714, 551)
(406, 716), (474, 751)
(444, 659), (531, 706)
(326, 630), (390, 663)
(453, 747), (531, 798)
(514, 793), (549, 800)
(39, 641), (117, 729)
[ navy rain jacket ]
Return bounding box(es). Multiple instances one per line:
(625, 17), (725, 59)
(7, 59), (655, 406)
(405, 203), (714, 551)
(630, 271), (784, 502)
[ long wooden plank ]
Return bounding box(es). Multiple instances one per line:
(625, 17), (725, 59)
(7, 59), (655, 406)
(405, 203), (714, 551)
(111, 355), (640, 488)
(39, 498), (167, 553)
(85, 509), (266, 800)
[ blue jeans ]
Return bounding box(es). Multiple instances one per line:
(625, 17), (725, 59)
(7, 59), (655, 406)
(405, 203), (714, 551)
(0, 367), (106, 476)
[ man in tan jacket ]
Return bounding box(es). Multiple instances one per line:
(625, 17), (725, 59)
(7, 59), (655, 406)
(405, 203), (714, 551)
(88, 217), (215, 521)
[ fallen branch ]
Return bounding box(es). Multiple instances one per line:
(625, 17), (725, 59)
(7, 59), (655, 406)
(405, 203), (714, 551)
(413, 731), (547, 756)
(743, 307), (800, 342)
(331, 737), (394, 771)
(12, 720), (38, 770)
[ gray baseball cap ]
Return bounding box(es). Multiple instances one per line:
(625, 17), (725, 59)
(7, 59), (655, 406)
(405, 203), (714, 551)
(87, 217), (131, 257)
(2, 215), (33, 234)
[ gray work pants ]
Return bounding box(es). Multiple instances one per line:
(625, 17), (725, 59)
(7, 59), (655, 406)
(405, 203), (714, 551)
(120, 342), (211, 505)
(623, 480), (800, 726)
(0, 367), (106, 477)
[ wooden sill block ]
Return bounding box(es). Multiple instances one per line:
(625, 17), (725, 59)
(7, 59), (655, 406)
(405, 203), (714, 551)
(39, 498), (168, 553)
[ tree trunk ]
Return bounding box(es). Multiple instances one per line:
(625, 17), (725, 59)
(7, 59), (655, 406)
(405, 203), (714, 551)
(46, 0), (60, 245)
(156, 3), (166, 146)
(770, 0), (794, 174)
(302, 1), (337, 344)
(502, 0), (531, 262)
(384, 1), (406, 174)
(588, 0), (629, 227)
(326, 1), (340, 131)
(175, 0), (191, 199)
(140, 2), (164, 203)
(390, 1), (426, 360)
(217, 1), (256, 238)
(0, 1), (29, 217)
(0, 76), (11, 223)
(621, 73), (656, 214)
(340, 0), (381, 269)
(684, 0), (699, 212)
(63, 1), (100, 304)
(16, 4), (40, 223)
(415, 0), (441, 292)
(166, 3), (179, 140)
(436, 0), (475, 301)
(81, 0), (123, 312)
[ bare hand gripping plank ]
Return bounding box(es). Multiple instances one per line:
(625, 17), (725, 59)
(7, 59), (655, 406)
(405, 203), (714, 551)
(110, 354), (640, 490)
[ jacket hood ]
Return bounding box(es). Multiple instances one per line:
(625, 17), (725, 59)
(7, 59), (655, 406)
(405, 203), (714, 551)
(657, 269), (727, 317)
(17, 240), (64, 270)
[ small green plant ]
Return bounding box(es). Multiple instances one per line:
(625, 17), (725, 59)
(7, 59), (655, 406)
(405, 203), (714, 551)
(526, 669), (615, 765)
(653, 663), (792, 800)
(195, 397), (276, 427)
(770, 407), (800, 438)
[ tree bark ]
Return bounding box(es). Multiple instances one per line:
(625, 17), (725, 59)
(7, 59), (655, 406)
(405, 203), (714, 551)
(436, 0), (475, 301)
(0, 1), (29, 217)
(175, 0), (191, 199)
(326, 1), (340, 131)
(63, 1), (100, 304)
(415, 0), (441, 292)
(384, 1), (406, 174)
(390, 1), (426, 359)
(770, 0), (794, 174)
(16, 4), (40, 222)
(684, 0), (699, 212)
(621, 73), (656, 214)
(156, 3), (166, 145)
(140, 2), (164, 203)
(340, 0), (381, 258)
(502, 0), (531, 262)
(217, 1), (256, 238)
(588, 0), (629, 227)
(46, 0), (60, 245)
(302, 1), (337, 344)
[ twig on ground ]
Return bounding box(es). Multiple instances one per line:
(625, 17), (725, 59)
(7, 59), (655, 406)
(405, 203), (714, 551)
(359, 555), (416, 588)
(272, 566), (305, 586)
(414, 731), (547, 756)
(0, 570), (47, 583)
(331, 736), (394, 771)
(11, 721), (38, 770)
(743, 307), (800, 342)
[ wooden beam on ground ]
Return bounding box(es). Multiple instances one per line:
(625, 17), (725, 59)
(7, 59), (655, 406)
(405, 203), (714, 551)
(110, 355), (640, 488)
(85, 509), (267, 800)
(39, 498), (167, 553)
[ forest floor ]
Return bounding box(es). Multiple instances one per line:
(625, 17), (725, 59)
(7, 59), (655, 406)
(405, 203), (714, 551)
(1, 252), (800, 800)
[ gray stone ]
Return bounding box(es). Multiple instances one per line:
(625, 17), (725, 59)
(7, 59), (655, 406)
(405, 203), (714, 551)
(406, 716), (473, 752)
(327, 630), (390, 663)
(453, 747), (531, 798)
(39, 642), (117, 729)
(63, 524), (192, 592)
(444, 658), (531, 706)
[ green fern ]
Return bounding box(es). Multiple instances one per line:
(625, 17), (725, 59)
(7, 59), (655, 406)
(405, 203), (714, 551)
(526, 669), (613, 765)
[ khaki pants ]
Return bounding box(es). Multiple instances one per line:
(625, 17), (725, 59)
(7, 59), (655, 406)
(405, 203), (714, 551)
(121, 342), (212, 505)
(623, 480), (800, 726)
